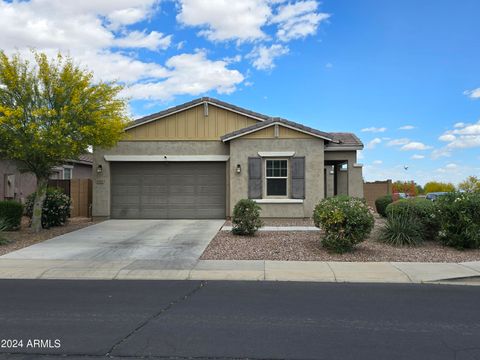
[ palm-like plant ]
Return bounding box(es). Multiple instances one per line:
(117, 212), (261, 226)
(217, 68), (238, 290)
(0, 218), (12, 245)
(380, 212), (423, 246)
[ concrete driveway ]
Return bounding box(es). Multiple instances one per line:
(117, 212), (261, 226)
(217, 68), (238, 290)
(1, 220), (224, 269)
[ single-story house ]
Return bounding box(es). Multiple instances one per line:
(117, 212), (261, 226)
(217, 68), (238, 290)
(0, 154), (93, 203)
(92, 98), (364, 219)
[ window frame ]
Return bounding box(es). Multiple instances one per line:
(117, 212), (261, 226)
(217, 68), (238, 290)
(264, 158), (289, 198)
(62, 166), (73, 180)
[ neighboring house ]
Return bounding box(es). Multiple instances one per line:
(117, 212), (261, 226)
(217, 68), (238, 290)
(0, 154), (93, 202)
(93, 97), (364, 219)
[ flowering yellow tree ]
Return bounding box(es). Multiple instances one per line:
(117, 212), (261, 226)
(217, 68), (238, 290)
(423, 181), (455, 193)
(0, 51), (128, 232)
(458, 176), (480, 192)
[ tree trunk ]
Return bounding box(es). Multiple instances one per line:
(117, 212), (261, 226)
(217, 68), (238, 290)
(31, 177), (48, 233)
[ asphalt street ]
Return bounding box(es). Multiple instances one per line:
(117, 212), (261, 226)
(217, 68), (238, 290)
(0, 280), (479, 360)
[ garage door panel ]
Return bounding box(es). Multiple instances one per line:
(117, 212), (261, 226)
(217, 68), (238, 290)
(111, 162), (225, 219)
(141, 196), (169, 205)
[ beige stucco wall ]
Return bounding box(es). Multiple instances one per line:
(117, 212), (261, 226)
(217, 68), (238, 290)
(337, 168), (348, 195)
(229, 138), (325, 218)
(92, 141), (229, 217)
(125, 104), (259, 140)
(325, 165), (334, 197)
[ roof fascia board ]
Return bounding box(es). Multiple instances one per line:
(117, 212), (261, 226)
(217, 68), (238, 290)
(206, 101), (267, 122)
(324, 146), (363, 151)
(222, 122), (332, 142)
(125, 100), (266, 131)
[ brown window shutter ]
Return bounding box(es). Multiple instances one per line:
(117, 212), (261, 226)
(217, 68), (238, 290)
(248, 157), (262, 199)
(291, 157), (305, 199)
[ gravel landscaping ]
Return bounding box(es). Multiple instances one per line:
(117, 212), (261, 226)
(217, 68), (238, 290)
(0, 217), (100, 256)
(224, 218), (315, 227)
(201, 218), (480, 263)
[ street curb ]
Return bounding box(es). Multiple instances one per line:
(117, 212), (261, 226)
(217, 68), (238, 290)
(1, 259), (479, 285)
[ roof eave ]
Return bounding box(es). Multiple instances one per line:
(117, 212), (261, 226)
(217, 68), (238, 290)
(125, 97), (269, 131)
(221, 121), (334, 142)
(324, 145), (363, 151)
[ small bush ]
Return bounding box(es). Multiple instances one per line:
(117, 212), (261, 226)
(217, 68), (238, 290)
(0, 200), (23, 230)
(385, 198), (439, 241)
(380, 211), (424, 246)
(0, 218), (13, 245)
(232, 199), (263, 236)
(313, 196), (374, 253)
(25, 188), (71, 229)
(436, 192), (480, 249)
(375, 195), (393, 217)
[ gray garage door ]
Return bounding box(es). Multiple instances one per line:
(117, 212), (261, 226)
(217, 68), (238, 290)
(110, 162), (226, 219)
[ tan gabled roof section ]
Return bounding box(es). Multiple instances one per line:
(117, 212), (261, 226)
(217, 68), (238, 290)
(125, 97), (270, 131)
(125, 97), (364, 149)
(221, 117), (336, 142)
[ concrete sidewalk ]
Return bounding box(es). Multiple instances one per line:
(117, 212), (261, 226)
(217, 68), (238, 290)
(0, 258), (479, 285)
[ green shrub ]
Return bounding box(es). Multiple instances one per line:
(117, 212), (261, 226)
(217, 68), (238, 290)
(436, 192), (480, 249)
(25, 188), (71, 229)
(232, 199), (263, 236)
(375, 195), (393, 217)
(380, 211), (424, 246)
(0, 218), (13, 245)
(385, 198), (439, 241)
(313, 196), (374, 253)
(0, 200), (23, 230)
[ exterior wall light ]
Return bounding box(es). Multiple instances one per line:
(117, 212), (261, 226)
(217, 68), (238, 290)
(236, 164), (241, 174)
(96, 165), (103, 174)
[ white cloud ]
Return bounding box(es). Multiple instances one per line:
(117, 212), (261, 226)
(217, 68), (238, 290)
(361, 127), (387, 133)
(446, 136), (480, 149)
(247, 44), (289, 70)
(114, 30), (172, 51)
(176, 0), (271, 42)
(439, 134), (456, 142)
(177, 0), (328, 43)
(270, 0), (329, 42)
(366, 138), (382, 149)
(431, 148), (451, 159)
(449, 121), (480, 136)
(401, 142), (432, 151)
(0, 0), (162, 52)
(411, 154), (425, 160)
(325, 62), (333, 68)
(464, 88), (480, 99)
(445, 163), (458, 169)
(399, 125), (415, 130)
(122, 51), (244, 101)
(0, 0), (248, 102)
(372, 160), (383, 165)
(438, 120), (480, 149)
(387, 138), (410, 146)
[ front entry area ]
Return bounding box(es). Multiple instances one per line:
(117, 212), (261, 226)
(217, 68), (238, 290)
(110, 162), (226, 219)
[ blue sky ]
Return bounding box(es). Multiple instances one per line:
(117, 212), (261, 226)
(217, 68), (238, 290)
(1, 0), (479, 185)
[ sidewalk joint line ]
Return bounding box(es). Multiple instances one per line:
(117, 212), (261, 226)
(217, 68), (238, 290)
(326, 262), (337, 282)
(390, 263), (414, 283)
(457, 263), (480, 275)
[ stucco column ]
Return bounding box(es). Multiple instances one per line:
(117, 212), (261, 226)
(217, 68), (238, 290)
(92, 149), (111, 218)
(348, 162), (364, 198)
